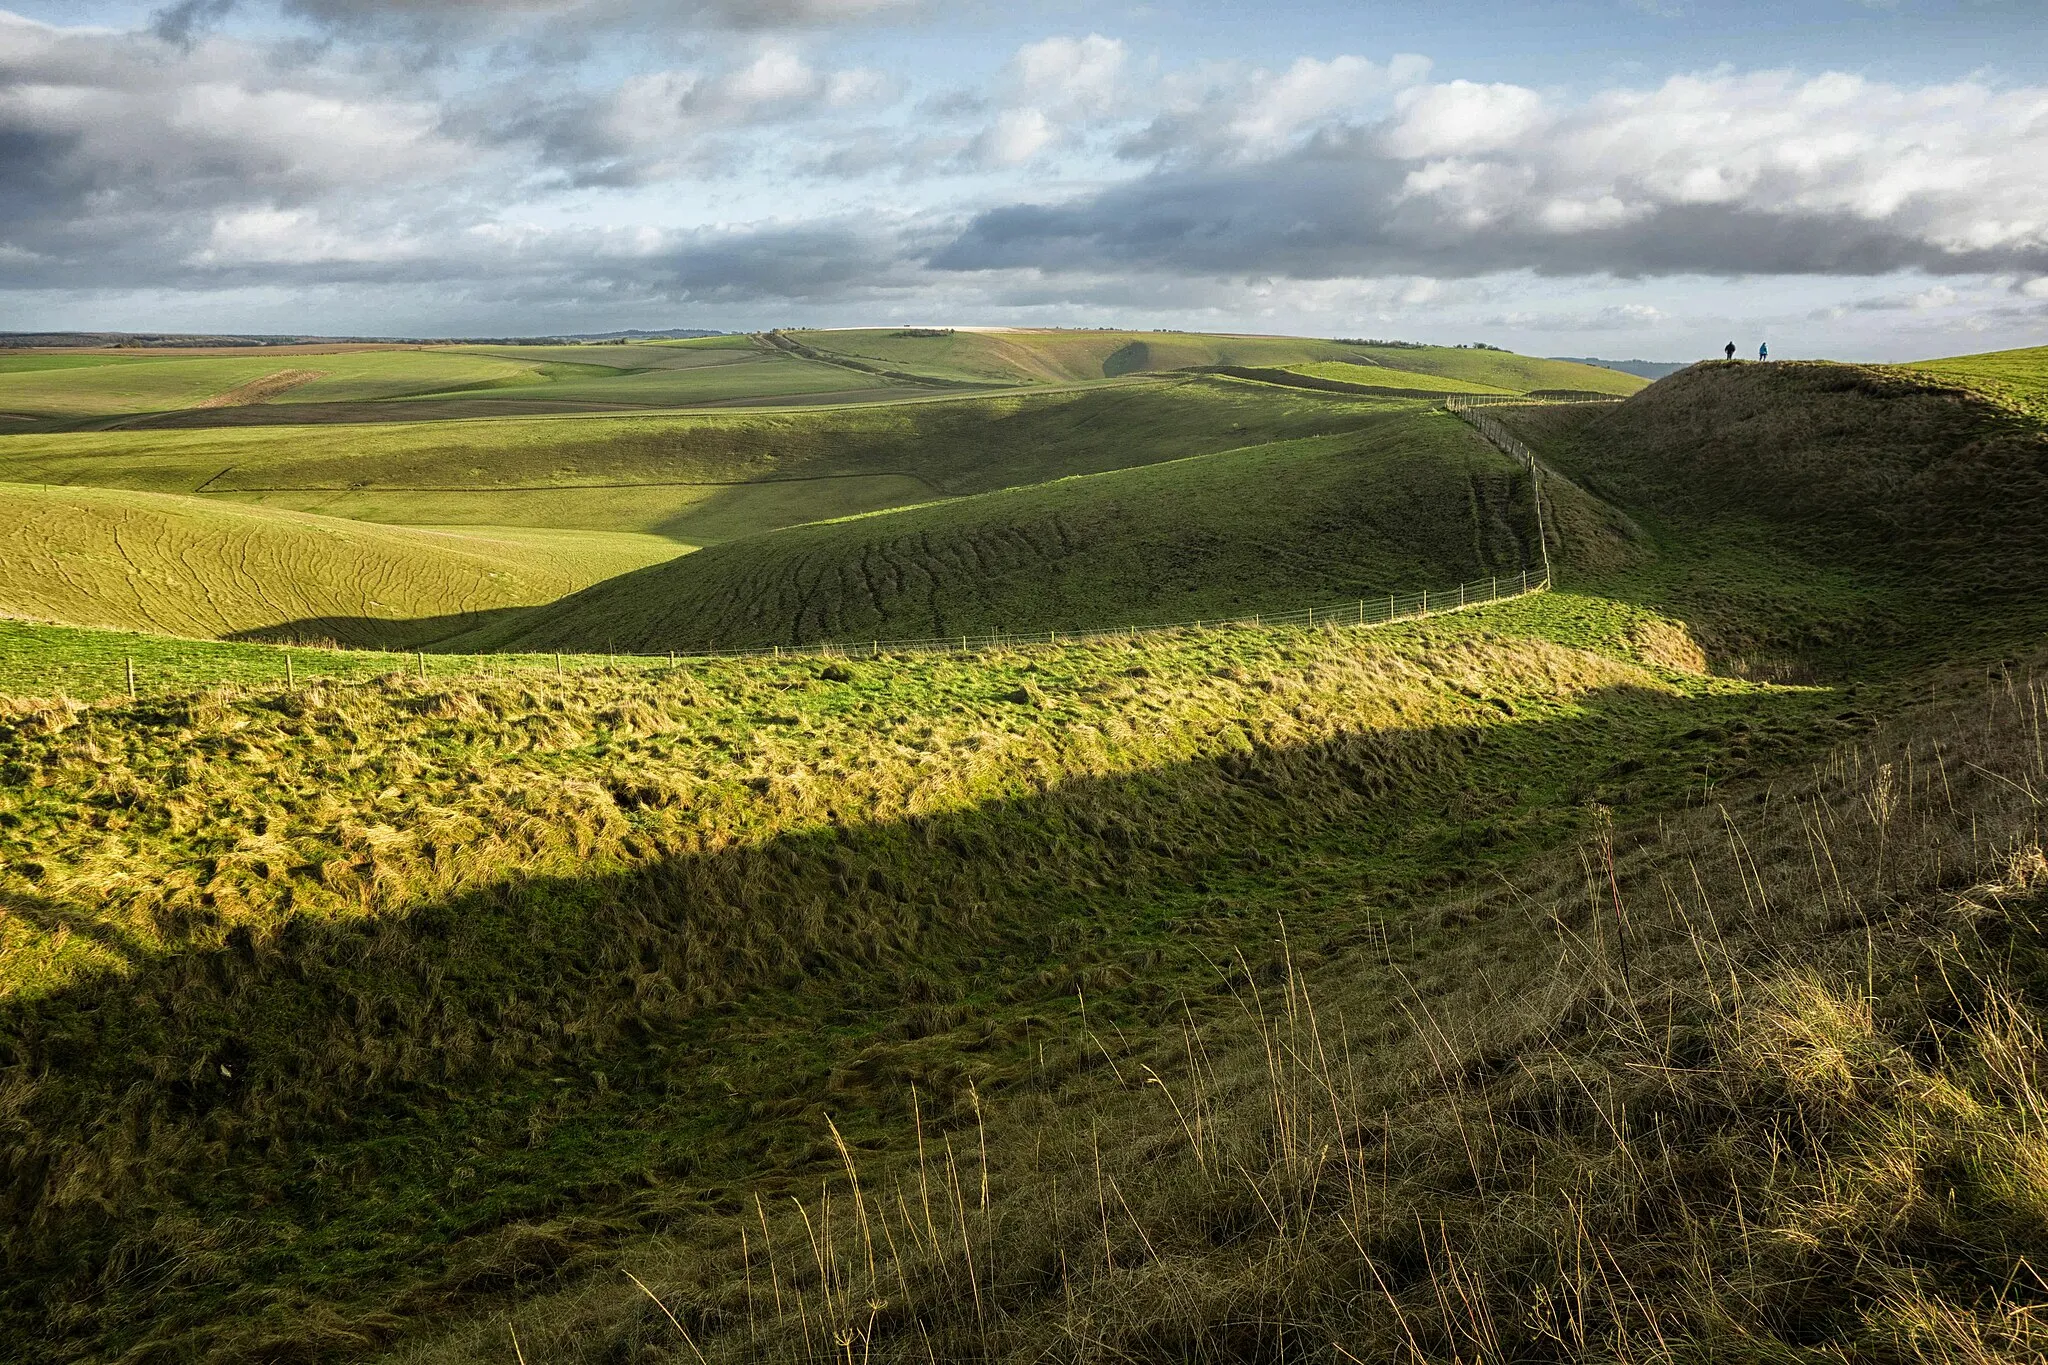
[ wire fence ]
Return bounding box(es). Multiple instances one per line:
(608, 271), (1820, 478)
(640, 568), (1553, 664)
(635, 394), (1617, 665)
(80, 394), (1616, 694)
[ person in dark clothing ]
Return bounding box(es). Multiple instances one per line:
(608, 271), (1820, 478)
(1724, 342), (1737, 360)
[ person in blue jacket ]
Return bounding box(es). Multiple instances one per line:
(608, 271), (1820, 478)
(1759, 341), (1769, 362)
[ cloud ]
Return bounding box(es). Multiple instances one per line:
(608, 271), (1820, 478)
(0, 12), (474, 283)
(936, 69), (2048, 282)
(1122, 52), (1430, 162)
(279, 0), (924, 38)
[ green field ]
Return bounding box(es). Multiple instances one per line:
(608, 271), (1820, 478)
(6, 336), (2048, 1365)
(782, 328), (1649, 395)
(0, 338), (907, 431)
(0, 332), (1642, 435)
(0, 377), (1393, 533)
(1902, 342), (2048, 421)
(1280, 359), (1521, 394)
(0, 481), (680, 645)
(466, 410), (1595, 653)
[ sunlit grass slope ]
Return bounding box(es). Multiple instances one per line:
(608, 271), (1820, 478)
(1, 586), (1837, 1362)
(467, 407), (1623, 653)
(784, 328), (1363, 383)
(0, 482), (679, 645)
(1280, 360), (1519, 395)
(0, 619), (642, 700)
(426, 643), (2048, 1365)
(0, 378), (1391, 538)
(0, 339), (896, 430)
(1901, 342), (2048, 422)
(784, 328), (1648, 394)
(0, 348), (537, 425)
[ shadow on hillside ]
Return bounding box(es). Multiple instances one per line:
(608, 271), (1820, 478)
(0, 671), (1829, 1360)
(226, 604), (538, 652)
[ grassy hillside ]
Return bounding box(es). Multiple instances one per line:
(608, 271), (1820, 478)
(1491, 358), (2048, 672)
(1902, 342), (2048, 422)
(0, 619), (660, 700)
(441, 641), (2048, 1365)
(0, 378), (1395, 539)
(0, 349), (537, 426)
(1352, 343), (1648, 395)
(783, 329), (1648, 395)
(781, 328), (1358, 384)
(0, 482), (678, 645)
(464, 408), (1614, 653)
(0, 586), (1845, 1364)
(6, 336), (2046, 1365)
(1280, 360), (1519, 395)
(0, 339), (903, 431)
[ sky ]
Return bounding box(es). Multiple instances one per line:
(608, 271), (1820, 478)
(1, 0), (2044, 360)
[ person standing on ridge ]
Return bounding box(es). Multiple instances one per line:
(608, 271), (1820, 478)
(1724, 341), (1736, 360)
(1759, 341), (1769, 362)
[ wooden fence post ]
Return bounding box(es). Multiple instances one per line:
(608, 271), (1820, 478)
(126, 656), (136, 699)
(285, 655), (294, 688)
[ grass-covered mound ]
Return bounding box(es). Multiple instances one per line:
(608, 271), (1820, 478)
(1494, 357), (2048, 672)
(0, 591), (1820, 1363)
(0, 483), (678, 645)
(462, 408), (1623, 654)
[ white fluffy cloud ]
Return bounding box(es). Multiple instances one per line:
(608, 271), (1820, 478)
(942, 68), (2048, 282)
(4, 3), (2046, 351)
(1013, 33), (1124, 114)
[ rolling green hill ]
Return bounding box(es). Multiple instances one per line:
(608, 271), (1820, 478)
(1489, 354), (2048, 674)
(1342, 343), (1647, 395)
(0, 338), (904, 431)
(6, 336), (2048, 1365)
(1902, 342), (2048, 422)
(462, 408), (1623, 653)
(0, 377), (1400, 539)
(784, 328), (1649, 395)
(1278, 360), (1520, 395)
(0, 482), (679, 645)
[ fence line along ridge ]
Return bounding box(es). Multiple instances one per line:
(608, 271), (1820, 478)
(87, 395), (1625, 695)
